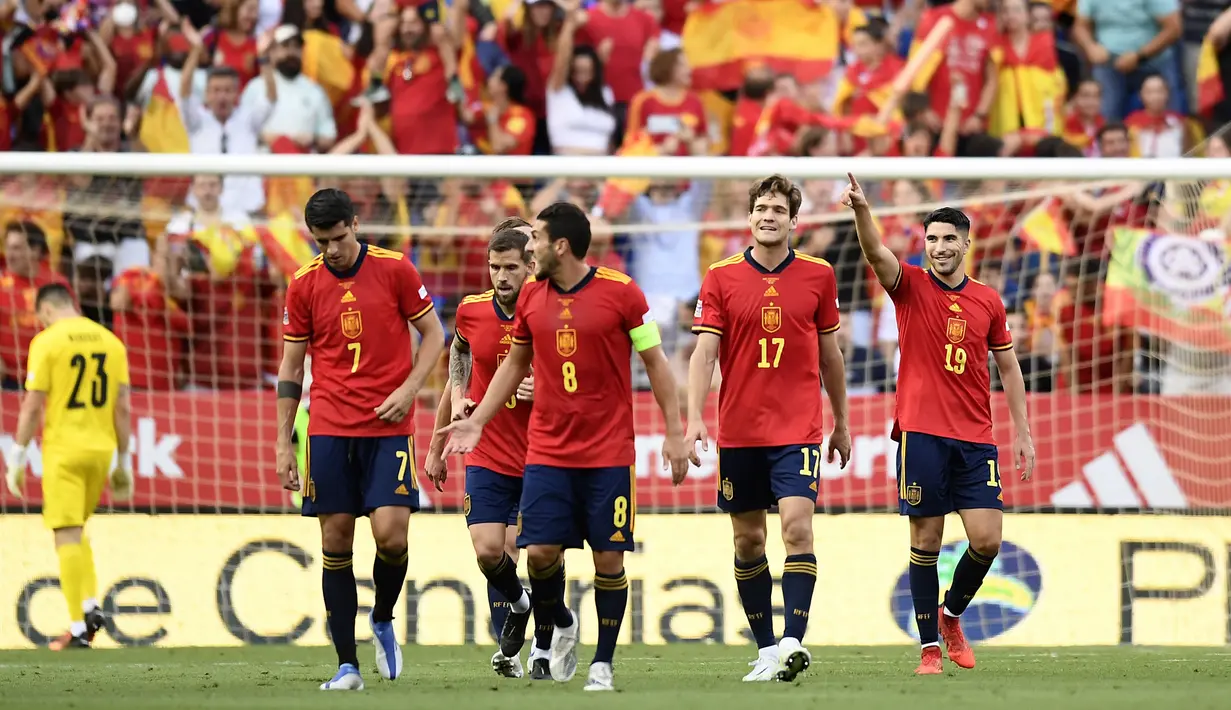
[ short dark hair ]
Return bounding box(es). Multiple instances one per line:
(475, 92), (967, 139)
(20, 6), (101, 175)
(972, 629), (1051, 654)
(536, 202), (591, 258)
(901, 92), (931, 121)
(304, 188), (356, 231)
(5, 221), (48, 256)
(497, 64), (528, 106)
(648, 48), (682, 87)
(922, 207), (971, 236)
(1096, 122), (1128, 144)
(35, 283), (73, 309)
(962, 133), (1004, 157)
(853, 17), (887, 42)
(747, 174), (802, 219)
(207, 66), (241, 84)
(488, 228), (530, 260)
(492, 216), (531, 235)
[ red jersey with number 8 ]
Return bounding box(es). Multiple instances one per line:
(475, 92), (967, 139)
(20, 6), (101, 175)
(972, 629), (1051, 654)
(693, 248), (841, 448)
(889, 263), (1012, 445)
(455, 290), (530, 477)
(510, 267), (652, 468)
(283, 243), (435, 437)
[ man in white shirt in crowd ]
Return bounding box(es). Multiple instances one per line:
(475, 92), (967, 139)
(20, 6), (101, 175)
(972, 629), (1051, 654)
(177, 21), (277, 216)
(244, 25), (337, 154)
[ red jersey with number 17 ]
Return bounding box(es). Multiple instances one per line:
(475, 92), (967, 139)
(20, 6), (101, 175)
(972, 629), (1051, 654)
(284, 243), (436, 437)
(889, 263), (1013, 445)
(693, 248), (841, 448)
(455, 290), (530, 477)
(510, 266), (652, 468)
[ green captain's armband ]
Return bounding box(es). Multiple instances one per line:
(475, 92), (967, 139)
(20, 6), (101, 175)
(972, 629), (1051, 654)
(629, 321), (662, 353)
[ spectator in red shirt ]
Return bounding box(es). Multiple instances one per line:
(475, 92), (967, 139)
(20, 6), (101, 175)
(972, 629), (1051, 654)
(385, 2), (460, 155)
(728, 66), (775, 156)
(579, 0), (659, 125)
(500, 0), (569, 130)
(111, 234), (192, 391)
(625, 48), (707, 154)
(1063, 78), (1106, 155)
(0, 221), (71, 388)
(100, 2), (158, 99)
(1055, 260), (1136, 394)
(46, 30), (116, 153)
(205, 0), (262, 86)
(465, 64), (537, 155)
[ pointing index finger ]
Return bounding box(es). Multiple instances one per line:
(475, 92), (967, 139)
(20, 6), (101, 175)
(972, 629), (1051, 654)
(847, 172), (857, 188)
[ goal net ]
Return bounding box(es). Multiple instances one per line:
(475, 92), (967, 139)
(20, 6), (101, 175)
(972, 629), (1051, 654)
(1, 153), (1228, 651)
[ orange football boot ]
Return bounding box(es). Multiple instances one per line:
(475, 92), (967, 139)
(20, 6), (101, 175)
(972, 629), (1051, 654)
(938, 607), (975, 669)
(914, 645), (943, 675)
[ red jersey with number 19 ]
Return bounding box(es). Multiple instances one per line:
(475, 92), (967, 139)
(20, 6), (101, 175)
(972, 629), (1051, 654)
(455, 290), (530, 477)
(510, 266), (653, 468)
(889, 263), (1013, 445)
(284, 243), (436, 437)
(693, 248), (841, 448)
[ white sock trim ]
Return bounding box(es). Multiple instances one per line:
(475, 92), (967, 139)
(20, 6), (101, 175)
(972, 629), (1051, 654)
(921, 641), (940, 649)
(510, 590), (531, 614)
(943, 605), (960, 618)
(70, 621), (87, 636)
(83, 598), (99, 613)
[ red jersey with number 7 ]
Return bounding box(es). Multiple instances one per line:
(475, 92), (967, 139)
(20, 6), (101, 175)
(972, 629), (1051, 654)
(510, 266), (653, 468)
(455, 290), (530, 477)
(283, 243), (435, 437)
(889, 263), (1012, 445)
(693, 248), (841, 448)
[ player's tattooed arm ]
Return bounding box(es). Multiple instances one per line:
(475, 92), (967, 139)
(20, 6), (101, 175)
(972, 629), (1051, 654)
(448, 336), (473, 407)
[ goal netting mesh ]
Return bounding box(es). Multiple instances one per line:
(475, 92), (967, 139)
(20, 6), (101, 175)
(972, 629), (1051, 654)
(1, 154), (1229, 650)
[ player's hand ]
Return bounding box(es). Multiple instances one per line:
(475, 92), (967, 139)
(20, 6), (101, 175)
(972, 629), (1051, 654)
(1015, 432), (1036, 482)
(4, 442), (28, 499)
(451, 396), (477, 422)
(662, 431), (690, 486)
(439, 418), (483, 456)
(516, 376), (534, 402)
(275, 445), (301, 493)
(826, 425), (851, 469)
(684, 419), (708, 467)
(840, 172), (868, 211)
(109, 452), (134, 501)
(375, 384), (415, 423)
(424, 447), (448, 492)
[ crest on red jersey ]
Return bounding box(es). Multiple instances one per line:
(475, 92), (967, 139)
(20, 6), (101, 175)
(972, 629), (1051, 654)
(761, 306), (782, 334)
(946, 317), (966, 344)
(556, 328), (577, 357)
(340, 310), (363, 339)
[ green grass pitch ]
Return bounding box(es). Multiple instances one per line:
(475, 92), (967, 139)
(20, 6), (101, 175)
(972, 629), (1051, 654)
(1, 644), (1228, 709)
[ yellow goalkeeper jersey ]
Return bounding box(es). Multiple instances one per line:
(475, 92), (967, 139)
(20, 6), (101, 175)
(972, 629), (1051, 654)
(25, 316), (130, 453)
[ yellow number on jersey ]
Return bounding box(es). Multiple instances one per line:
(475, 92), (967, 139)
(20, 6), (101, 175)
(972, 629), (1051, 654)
(758, 337), (785, 369)
(944, 344), (967, 375)
(348, 342), (361, 373)
(505, 395), (517, 409)
(562, 361), (578, 392)
(798, 447), (821, 478)
(986, 460), (1000, 488)
(613, 495), (628, 528)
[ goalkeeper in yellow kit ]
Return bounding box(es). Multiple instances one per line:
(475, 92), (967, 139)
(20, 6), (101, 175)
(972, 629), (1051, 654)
(4, 284), (134, 650)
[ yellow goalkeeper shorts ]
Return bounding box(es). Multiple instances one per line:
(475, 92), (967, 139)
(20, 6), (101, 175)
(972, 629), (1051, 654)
(41, 450), (113, 531)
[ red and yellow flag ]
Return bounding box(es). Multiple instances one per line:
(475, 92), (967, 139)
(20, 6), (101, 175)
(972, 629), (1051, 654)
(682, 0), (840, 92)
(989, 32), (1066, 138)
(255, 213), (320, 279)
(140, 72), (190, 155)
(302, 29), (356, 109)
(1018, 199), (1075, 256)
(596, 132), (658, 219)
(1197, 36), (1224, 119)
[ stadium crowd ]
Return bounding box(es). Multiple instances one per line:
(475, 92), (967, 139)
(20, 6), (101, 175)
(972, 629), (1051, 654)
(1, 0), (1230, 397)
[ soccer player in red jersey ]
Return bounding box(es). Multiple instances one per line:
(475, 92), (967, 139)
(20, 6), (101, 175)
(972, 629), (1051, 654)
(275, 189), (446, 691)
(686, 175), (852, 683)
(440, 202), (690, 692)
(423, 221), (554, 680)
(842, 173), (1036, 676)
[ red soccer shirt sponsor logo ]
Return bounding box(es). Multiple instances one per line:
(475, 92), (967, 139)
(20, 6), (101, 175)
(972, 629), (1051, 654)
(510, 267), (649, 468)
(889, 264), (1012, 445)
(455, 291), (529, 477)
(693, 249), (840, 449)
(283, 244), (435, 437)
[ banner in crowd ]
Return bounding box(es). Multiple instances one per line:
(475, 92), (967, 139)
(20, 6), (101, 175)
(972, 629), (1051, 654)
(1104, 228), (1231, 352)
(2, 393), (1229, 512)
(2, 514), (1228, 648)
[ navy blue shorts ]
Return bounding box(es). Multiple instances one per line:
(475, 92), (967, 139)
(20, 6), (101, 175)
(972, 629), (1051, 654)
(896, 431), (1003, 517)
(516, 465), (635, 551)
(717, 445), (821, 513)
(465, 465), (522, 526)
(302, 435), (421, 517)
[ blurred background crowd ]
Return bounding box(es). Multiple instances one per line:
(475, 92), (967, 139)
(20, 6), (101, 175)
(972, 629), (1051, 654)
(2, 0), (1230, 401)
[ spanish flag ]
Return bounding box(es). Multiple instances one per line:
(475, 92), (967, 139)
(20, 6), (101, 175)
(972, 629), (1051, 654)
(988, 31), (1066, 138)
(1196, 36), (1224, 119)
(1018, 198), (1075, 256)
(596, 132), (658, 219)
(139, 71), (192, 238)
(264, 136), (317, 220)
(256, 212), (320, 279)
(302, 29), (356, 109)
(682, 0), (841, 92)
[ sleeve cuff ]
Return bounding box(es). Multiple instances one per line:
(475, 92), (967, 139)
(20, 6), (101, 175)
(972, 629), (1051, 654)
(692, 325), (722, 336)
(409, 303), (436, 321)
(284, 334), (309, 342)
(819, 324), (841, 334)
(511, 336), (531, 345)
(453, 329), (468, 344)
(990, 341), (1014, 351)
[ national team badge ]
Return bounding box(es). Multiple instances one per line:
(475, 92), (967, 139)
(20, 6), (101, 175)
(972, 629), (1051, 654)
(721, 479), (733, 501)
(556, 328), (577, 357)
(761, 306), (781, 334)
(946, 317), (967, 344)
(906, 485), (922, 506)
(340, 310), (363, 339)
(463, 494), (472, 517)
